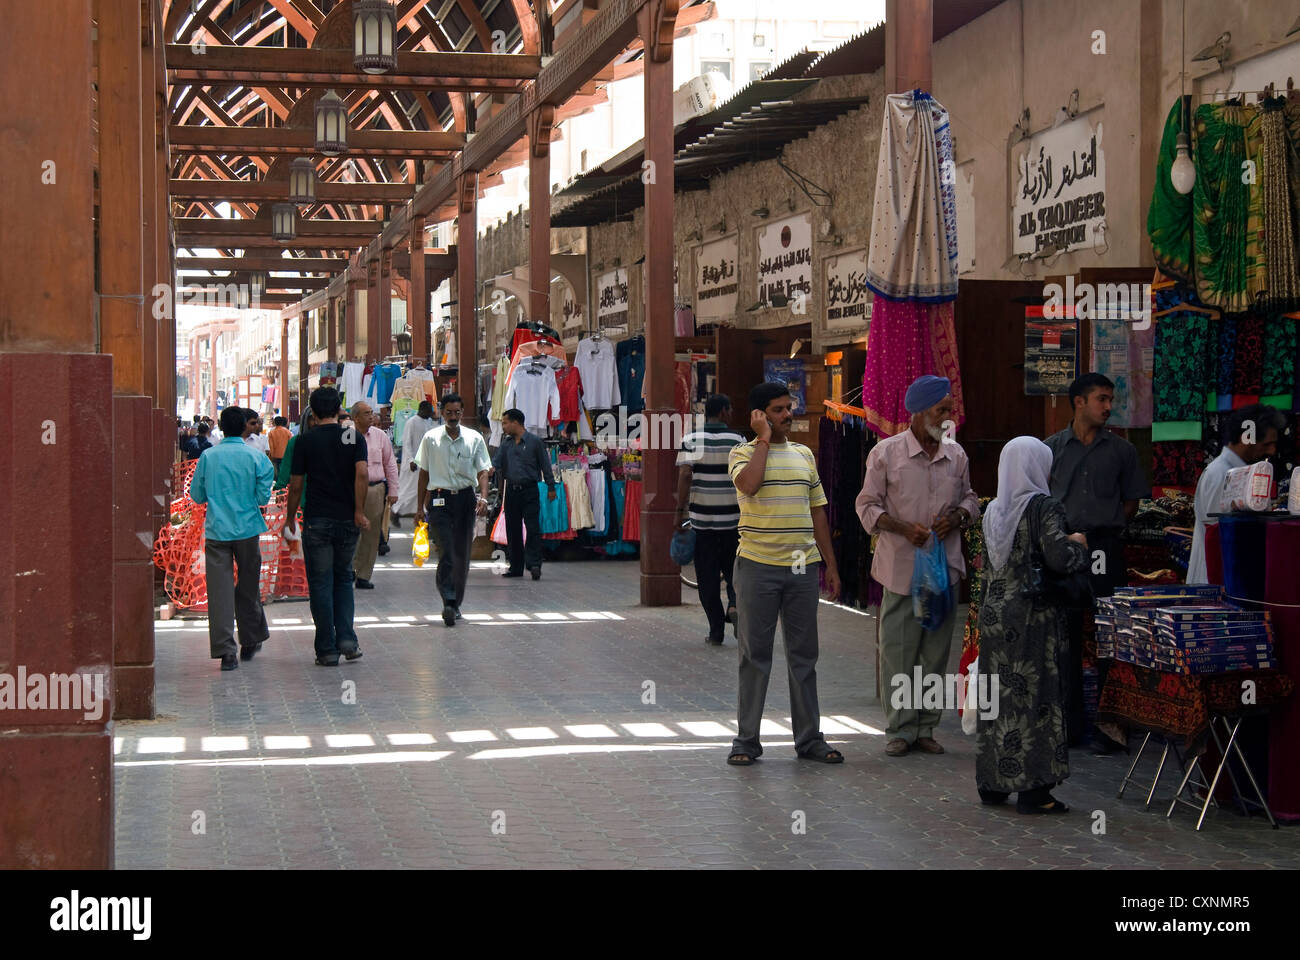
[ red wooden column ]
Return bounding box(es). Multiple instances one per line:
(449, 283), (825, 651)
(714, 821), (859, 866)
(0, 0), (115, 868)
(138, 0), (159, 405)
(97, 0), (156, 720)
(379, 245), (394, 359)
(456, 173), (478, 418)
(409, 214), (428, 360)
(638, 0), (681, 607)
(885, 0), (933, 94)
(327, 296), (338, 365)
(527, 105), (556, 331)
(366, 254), (381, 362)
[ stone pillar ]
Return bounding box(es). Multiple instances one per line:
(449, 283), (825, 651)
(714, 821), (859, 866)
(346, 269), (359, 361)
(327, 297), (338, 365)
(456, 174), (478, 418)
(281, 316), (291, 412)
(638, 0), (681, 606)
(298, 313), (309, 411)
(379, 246), (393, 359)
(0, 0), (115, 868)
(409, 215), (428, 360)
(366, 255), (381, 362)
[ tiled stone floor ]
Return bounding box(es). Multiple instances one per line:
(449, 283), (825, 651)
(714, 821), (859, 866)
(115, 537), (1300, 868)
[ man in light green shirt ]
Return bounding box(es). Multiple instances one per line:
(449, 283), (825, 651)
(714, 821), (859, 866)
(415, 393), (492, 626)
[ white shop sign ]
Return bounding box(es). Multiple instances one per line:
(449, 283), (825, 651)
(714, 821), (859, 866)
(756, 213), (812, 305)
(694, 235), (738, 320)
(596, 268), (628, 328)
(823, 247), (872, 331)
(1012, 113), (1106, 257)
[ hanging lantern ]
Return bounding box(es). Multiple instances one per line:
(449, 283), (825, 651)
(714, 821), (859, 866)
(353, 0), (396, 75)
(249, 270), (267, 299)
(236, 284), (251, 309)
(315, 90), (348, 156)
(395, 330), (412, 355)
(289, 158), (316, 204)
(272, 203), (297, 242)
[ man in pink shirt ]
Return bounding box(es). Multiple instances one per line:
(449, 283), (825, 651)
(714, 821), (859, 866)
(856, 375), (980, 758)
(350, 401), (399, 589)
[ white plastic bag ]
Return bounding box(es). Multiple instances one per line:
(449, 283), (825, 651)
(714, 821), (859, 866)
(961, 657), (980, 735)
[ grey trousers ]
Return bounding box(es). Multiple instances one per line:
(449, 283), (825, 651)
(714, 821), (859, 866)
(352, 483), (386, 580)
(879, 587), (956, 742)
(205, 535), (269, 658)
(732, 556), (824, 755)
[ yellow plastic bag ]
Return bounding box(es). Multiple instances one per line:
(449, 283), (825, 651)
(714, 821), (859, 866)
(412, 521), (430, 567)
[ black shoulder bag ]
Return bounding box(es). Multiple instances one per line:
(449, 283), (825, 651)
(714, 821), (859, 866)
(1024, 495), (1093, 609)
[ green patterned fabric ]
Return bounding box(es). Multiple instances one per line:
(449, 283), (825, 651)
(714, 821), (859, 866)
(1263, 315), (1298, 397)
(1192, 103), (1267, 313)
(1148, 99), (1194, 282)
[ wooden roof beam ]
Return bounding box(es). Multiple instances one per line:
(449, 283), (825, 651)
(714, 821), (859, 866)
(169, 125), (465, 157)
(165, 45), (541, 88)
(170, 179), (416, 202)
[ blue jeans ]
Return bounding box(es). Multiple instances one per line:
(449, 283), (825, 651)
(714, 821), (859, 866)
(302, 517), (361, 658)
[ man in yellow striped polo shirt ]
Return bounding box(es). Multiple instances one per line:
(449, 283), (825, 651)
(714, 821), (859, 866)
(725, 382), (842, 766)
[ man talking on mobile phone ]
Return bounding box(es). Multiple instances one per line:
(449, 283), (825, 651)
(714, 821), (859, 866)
(725, 382), (843, 767)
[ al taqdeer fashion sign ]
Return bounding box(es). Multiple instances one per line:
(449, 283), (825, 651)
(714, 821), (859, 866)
(1012, 113), (1106, 257)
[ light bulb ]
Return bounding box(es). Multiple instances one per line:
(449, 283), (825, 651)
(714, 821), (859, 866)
(1171, 132), (1196, 195)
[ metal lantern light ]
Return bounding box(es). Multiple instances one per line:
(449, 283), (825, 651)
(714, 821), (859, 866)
(314, 90), (348, 156)
(395, 330), (412, 355)
(289, 157), (316, 204)
(249, 270), (267, 299)
(236, 284), (251, 309)
(353, 0), (396, 74)
(272, 203), (297, 242)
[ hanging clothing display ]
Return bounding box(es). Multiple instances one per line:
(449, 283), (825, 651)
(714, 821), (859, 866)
(616, 335), (646, 413)
(552, 367), (584, 424)
(863, 91), (959, 303)
(364, 362), (402, 406)
(395, 414), (435, 515)
(340, 362), (365, 405)
(489, 354), (511, 421)
(575, 335), (620, 409)
(674, 304), (696, 337)
(861, 299), (964, 438)
(503, 360), (561, 434)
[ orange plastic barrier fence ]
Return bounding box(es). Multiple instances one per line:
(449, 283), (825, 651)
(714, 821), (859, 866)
(154, 458), (308, 611)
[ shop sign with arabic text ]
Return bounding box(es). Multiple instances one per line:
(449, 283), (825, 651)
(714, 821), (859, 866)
(1012, 114), (1106, 256)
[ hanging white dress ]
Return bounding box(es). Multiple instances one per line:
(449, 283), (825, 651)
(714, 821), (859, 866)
(395, 414), (435, 516)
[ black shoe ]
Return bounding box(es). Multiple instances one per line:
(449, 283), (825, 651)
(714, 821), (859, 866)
(725, 607), (737, 624)
(455, 609), (464, 620)
(442, 604), (457, 627)
(390, 514), (401, 529)
(315, 655), (340, 666)
(355, 578), (375, 589)
(706, 635), (724, 646)
(377, 543), (391, 556)
(220, 654), (239, 671)
(341, 647), (363, 661)
(239, 641), (264, 662)
(500, 569), (524, 578)
(530, 567), (541, 581)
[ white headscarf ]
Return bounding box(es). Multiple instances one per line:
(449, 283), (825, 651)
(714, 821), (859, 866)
(982, 436), (1053, 571)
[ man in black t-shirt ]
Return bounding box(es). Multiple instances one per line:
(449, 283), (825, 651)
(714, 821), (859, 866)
(285, 387), (370, 666)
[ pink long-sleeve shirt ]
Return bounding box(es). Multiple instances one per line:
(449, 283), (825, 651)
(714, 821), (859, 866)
(854, 427), (980, 596)
(365, 425), (400, 489)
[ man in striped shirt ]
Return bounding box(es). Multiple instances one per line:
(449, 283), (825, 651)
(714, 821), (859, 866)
(725, 382), (843, 766)
(675, 395), (745, 645)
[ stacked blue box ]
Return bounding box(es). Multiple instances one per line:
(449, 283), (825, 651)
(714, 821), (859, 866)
(1150, 606), (1276, 674)
(1094, 586), (1227, 669)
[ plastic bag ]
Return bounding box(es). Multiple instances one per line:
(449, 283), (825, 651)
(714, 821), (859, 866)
(960, 657), (979, 735)
(412, 521), (430, 568)
(910, 532), (952, 631)
(669, 522), (696, 566)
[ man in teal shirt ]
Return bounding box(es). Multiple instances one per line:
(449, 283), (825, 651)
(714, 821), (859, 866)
(191, 406), (276, 671)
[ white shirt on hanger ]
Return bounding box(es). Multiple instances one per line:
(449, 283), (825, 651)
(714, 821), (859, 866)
(574, 337), (620, 409)
(503, 362), (561, 434)
(341, 362), (365, 404)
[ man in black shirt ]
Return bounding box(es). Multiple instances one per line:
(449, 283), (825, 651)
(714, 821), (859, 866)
(493, 408), (558, 580)
(184, 422), (213, 460)
(285, 387), (370, 666)
(1045, 372), (1150, 752)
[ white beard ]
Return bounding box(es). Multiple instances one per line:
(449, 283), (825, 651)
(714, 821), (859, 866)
(925, 423), (946, 442)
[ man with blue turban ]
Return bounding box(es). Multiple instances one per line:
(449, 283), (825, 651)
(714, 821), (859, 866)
(855, 375), (980, 757)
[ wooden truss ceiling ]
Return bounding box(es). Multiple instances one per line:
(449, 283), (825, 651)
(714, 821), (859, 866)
(165, 0), (540, 263)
